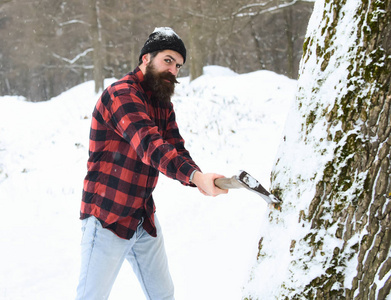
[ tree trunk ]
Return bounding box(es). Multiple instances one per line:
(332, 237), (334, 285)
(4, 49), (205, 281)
(300, 1), (391, 297)
(189, 22), (204, 81)
(188, 0), (204, 81)
(249, 16), (265, 70)
(283, 7), (294, 78)
(244, 0), (391, 299)
(89, 0), (104, 93)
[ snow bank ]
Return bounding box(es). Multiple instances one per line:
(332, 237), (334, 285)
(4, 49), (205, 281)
(0, 66), (296, 299)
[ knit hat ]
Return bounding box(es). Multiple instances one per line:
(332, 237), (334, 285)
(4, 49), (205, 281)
(139, 27), (187, 63)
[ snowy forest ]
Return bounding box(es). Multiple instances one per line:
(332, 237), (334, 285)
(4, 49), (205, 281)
(0, 0), (313, 100)
(1, 0), (391, 299)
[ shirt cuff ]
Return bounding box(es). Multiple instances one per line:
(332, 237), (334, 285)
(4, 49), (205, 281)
(189, 170), (197, 183)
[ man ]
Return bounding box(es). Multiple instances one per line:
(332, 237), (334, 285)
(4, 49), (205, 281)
(76, 27), (228, 300)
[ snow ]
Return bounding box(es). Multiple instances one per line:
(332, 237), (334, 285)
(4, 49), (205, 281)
(242, 172), (258, 189)
(152, 27), (179, 37)
(0, 65), (297, 299)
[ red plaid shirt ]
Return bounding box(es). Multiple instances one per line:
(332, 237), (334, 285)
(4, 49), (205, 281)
(81, 67), (200, 239)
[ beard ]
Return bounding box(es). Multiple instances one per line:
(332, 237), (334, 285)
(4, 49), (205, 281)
(143, 62), (179, 104)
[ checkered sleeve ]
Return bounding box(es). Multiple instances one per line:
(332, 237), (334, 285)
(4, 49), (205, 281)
(164, 103), (201, 185)
(105, 84), (199, 185)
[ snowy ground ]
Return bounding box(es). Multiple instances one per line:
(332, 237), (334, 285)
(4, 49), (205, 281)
(0, 66), (296, 299)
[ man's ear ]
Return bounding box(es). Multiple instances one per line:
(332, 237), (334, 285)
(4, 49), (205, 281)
(142, 53), (150, 65)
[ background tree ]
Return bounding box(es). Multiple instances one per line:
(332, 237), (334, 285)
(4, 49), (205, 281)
(244, 0), (390, 298)
(89, 0), (104, 93)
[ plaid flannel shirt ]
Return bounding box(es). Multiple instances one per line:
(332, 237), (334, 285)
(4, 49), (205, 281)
(80, 67), (200, 239)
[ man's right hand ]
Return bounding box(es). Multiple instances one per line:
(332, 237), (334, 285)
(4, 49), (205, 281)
(191, 171), (229, 197)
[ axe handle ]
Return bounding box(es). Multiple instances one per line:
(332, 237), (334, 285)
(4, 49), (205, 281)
(214, 176), (243, 189)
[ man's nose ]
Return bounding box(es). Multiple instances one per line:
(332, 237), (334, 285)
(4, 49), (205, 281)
(168, 65), (179, 77)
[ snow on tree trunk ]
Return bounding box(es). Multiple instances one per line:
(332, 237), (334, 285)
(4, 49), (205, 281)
(243, 0), (390, 299)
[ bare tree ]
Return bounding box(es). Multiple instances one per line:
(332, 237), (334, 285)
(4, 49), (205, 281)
(89, 0), (104, 93)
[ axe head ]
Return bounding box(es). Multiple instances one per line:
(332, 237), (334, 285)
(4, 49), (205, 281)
(236, 170), (282, 204)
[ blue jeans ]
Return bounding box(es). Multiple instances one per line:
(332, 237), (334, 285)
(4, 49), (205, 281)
(75, 215), (175, 300)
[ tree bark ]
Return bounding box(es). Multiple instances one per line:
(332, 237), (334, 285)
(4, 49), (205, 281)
(287, 0), (390, 298)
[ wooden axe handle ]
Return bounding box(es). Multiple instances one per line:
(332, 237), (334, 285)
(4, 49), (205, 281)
(214, 176), (244, 189)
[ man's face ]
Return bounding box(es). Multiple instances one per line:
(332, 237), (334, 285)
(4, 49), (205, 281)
(143, 50), (184, 103)
(150, 50), (184, 77)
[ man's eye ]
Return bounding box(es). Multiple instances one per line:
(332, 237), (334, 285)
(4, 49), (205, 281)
(164, 58), (172, 64)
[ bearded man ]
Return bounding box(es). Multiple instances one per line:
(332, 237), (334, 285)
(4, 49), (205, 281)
(76, 27), (228, 300)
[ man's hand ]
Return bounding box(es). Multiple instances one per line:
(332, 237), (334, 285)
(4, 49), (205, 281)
(191, 171), (229, 197)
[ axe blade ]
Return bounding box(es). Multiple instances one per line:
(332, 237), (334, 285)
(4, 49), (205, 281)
(214, 170), (282, 205)
(236, 170), (282, 204)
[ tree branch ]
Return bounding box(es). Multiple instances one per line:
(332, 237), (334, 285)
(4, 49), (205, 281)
(58, 19), (90, 26)
(177, 0), (314, 22)
(52, 48), (93, 64)
(233, 0), (315, 18)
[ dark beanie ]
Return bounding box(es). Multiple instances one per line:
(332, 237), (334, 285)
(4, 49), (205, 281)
(139, 27), (186, 63)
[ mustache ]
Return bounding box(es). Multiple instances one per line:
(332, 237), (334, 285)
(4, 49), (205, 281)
(159, 72), (179, 84)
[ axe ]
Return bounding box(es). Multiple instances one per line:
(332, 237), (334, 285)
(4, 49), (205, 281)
(214, 170), (282, 206)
